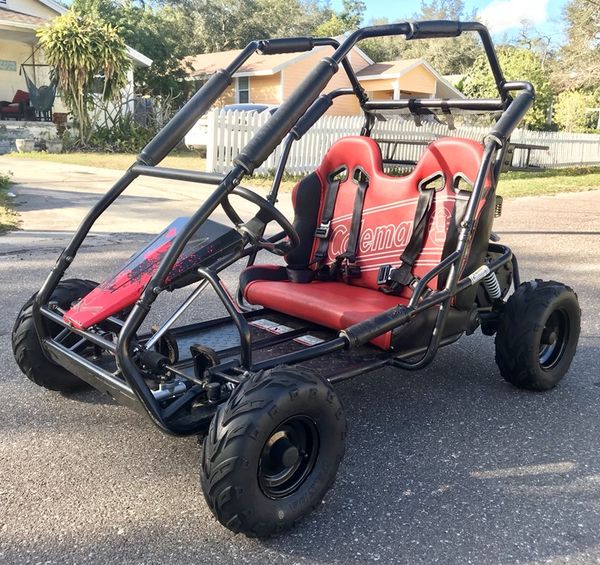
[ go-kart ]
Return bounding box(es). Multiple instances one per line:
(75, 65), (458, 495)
(12, 20), (581, 537)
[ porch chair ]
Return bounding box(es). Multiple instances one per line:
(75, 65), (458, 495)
(0, 90), (31, 121)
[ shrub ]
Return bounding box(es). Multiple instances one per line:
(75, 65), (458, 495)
(37, 11), (130, 144)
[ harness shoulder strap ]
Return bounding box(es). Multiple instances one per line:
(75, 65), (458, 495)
(332, 178), (369, 282)
(312, 178), (341, 265)
(378, 182), (436, 291)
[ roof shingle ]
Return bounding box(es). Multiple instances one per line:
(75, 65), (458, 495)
(182, 48), (321, 77)
(356, 58), (423, 78)
(0, 6), (48, 27)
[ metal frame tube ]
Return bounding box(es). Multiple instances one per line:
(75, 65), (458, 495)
(196, 267), (252, 367)
(144, 280), (209, 350)
(363, 99), (505, 112)
(131, 165), (224, 185)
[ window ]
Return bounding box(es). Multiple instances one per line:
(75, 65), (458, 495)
(237, 76), (249, 103)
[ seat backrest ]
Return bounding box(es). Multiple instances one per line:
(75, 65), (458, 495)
(13, 90), (29, 104)
(287, 135), (495, 295)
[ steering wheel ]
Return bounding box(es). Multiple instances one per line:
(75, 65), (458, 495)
(221, 186), (299, 256)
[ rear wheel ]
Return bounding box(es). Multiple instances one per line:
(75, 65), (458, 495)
(495, 280), (580, 391)
(200, 366), (346, 537)
(12, 279), (98, 392)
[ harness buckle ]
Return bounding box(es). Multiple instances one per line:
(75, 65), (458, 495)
(315, 221), (331, 239)
(377, 263), (419, 290)
(377, 264), (393, 285)
(341, 262), (361, 280)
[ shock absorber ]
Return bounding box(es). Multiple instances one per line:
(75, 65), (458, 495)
(482, 271), (502, 300)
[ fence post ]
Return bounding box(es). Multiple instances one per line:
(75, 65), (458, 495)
(205, 109), (218, 173)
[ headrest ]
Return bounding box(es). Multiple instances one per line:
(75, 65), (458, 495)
(416, 137), (489, 186)
(316, 136), (383, 181)
(315, 135), (488, 187)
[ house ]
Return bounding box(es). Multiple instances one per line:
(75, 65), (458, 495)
(0, 0), (152, 121)
(183, 43), (463, 116)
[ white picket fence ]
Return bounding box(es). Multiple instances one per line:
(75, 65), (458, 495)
(204, 109), (600, 175)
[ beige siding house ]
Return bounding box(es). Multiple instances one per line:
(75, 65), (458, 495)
(183, 45), (463, 116)
(0, 0), (151, 120)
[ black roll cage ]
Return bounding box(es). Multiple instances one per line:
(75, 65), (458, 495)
(32, 20), (534, 435)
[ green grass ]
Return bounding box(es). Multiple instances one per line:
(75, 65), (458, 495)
(0, 171), (19, 232)
(5, 151), (600, 197)
(498, 166), (600, 198)
(5, 150), (204, 172)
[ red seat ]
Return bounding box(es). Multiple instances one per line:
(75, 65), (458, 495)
(241, 135), (493, 350)
(245, 278), (409, 350)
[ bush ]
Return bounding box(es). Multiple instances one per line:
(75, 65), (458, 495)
(88, 113), (158, 152)
(553, 90), (599, 132)
(37, 11), (130, 145)
(0, 171), (19, 232)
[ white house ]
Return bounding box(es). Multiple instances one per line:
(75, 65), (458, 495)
(0, 0), (152, 121)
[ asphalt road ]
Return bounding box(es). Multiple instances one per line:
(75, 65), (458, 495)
(1, 158), (599, 564)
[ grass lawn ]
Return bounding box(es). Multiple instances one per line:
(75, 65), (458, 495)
(5, 150), (204, 172)
(498, 166), (600, 198)
(5, 151), (600, 197)
(0, 171), (19, 232)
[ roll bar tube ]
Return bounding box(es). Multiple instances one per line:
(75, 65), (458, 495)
(489, 90), (535, 145)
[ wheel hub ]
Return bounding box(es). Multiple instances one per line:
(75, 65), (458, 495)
(539, 309), (569, 370)
(258, 416), (319, 499)
(271, 437), (300, 467)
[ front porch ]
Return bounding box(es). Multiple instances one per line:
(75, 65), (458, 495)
(0, 9), (64, 123)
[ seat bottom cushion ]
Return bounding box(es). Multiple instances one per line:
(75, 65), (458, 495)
(243, 266), (408, 350)
(0, 105), (21, 114)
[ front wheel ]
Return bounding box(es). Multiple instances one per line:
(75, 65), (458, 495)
(200, 366), (346, 537)
(12, 279), (98, 392)
(495, 280), (580, 391)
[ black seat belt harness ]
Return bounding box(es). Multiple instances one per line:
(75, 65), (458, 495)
(378, 184), (435, 292)
(312, 177), (341, 266)
(333, 178), (369, 282)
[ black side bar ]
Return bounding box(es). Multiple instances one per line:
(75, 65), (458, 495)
(131, 165), (224, 185)
(291, 89), (354, 139)
(341, 245), (513, 350)
(258, 37), (314, 54)
(408, 20), (463, 39)
(489, 91), (535, 145)
(363, 98), (505, 112)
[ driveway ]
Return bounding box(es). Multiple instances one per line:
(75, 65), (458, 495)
(1, 157), (600, 564)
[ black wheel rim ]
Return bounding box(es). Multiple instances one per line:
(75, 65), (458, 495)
(258, 416), (319, 499)
(539, 308), (570, 370)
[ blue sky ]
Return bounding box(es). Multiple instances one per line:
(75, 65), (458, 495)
(331, 0), (569, 44)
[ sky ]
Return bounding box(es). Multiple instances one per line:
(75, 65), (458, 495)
(330, 0), (569, 44)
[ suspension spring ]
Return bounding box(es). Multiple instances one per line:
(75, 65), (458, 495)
(482, 271), (502, 300)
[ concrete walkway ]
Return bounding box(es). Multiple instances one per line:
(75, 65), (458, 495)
(0, 156), (292, 234)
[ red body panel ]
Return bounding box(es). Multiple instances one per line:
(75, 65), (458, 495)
(64, 218), (239, 329)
